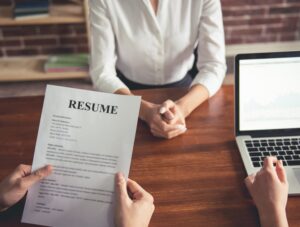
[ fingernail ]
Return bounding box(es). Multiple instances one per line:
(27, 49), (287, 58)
(116, 173), (121, 182)
(166, 115), (174, 120)
(117, 172), (124, 180)
(175, 124), (187, 131)
(159, 107), (167, 114)
(46, 165), (53, 172)
(279, 160), (283, 166)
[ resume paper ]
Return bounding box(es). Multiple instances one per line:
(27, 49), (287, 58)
(22, 85), (141, 227)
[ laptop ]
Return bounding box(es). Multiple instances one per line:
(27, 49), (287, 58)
(235, 51), (300, 195)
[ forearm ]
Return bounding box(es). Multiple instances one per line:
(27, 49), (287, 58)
(259, 208), (289, 227)
(115, 88), (132, 96)
(176, 84), (209, 118)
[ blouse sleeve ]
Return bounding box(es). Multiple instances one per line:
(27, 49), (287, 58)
(191, 0), (227, 97)
(89, 0), (128, 93)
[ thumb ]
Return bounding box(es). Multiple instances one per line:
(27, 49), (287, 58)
(115, 172), (129, 203)
(276, 160), (287, 184)
(244, 173), (256, 192)
(162, 110), (175, 121)
(160, 100), (175, 113)
(160, 100), (175, 121)
(21, 165), (52, 189)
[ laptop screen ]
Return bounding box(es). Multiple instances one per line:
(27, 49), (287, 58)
(239, 56), (300, 131)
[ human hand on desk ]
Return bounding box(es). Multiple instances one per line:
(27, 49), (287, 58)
(0, 164), (52, 212)
(115, 173), (155, 227)
(159, 99), (186, 127)
(245, 157), (289, 227)
(140, 100), (187, 139)
(115, 88), (187, 139)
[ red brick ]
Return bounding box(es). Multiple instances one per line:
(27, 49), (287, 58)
(230, 28), (264, 36)
(266, 24), (298, 33)
(59, 36), (88, 45)
(270, 6), (300, 14)
(221, 0), (252, 7)
(39, 25), (74, 35)
(224, 18), (249, 27)
(221, 0), (283, 7)
(281, 16), (300, 29)
(242, 35), (278, 43)
(280, 33), (297, 41)
(249, 17), (282, 25)
(6, 48), (40, 57)
(2, 26), (39, 37)
(24, 37), (58, 46)
(72, 25), (87, 35)
(222, 8), (266, 17)
(76, 45), (90, 53)
(0, 39), (22, 48)
(251, 0), (283, 5)
(40, 47), (76, 55)
(224, 17), (284, 27)
(266, 17), (299, 34)
(225, 37), (244, 45)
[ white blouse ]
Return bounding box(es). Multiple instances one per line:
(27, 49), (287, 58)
(89, 0), (227, 97)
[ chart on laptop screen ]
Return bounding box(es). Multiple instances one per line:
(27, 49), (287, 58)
(239, 57), (300, 131)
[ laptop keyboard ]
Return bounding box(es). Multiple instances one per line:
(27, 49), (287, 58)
(244, 138), (300, 167)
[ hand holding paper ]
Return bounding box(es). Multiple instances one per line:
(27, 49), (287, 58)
(115, 173), (155, 227)
(0, 164), (52, 212)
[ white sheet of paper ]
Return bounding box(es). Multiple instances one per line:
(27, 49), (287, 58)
(22, 85), (141, 227)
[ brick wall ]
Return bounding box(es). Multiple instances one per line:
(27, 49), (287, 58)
(222, 0), (300, 44)
(0, 0), (300, 57)
(0, 24), (89, 57)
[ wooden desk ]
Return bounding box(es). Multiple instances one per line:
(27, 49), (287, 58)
(0, 86), (299, 227)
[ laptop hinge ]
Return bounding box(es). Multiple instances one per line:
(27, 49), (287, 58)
(249, 130), (300, 138)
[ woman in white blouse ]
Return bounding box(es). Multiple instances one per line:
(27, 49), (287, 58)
(89, 0), (227, 139)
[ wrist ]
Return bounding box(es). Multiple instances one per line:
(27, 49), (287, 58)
(258, 207), (288, 227)
(175, 84), (209, 118)
(175, 100), (189, 118)
(139, 100), (155, 122)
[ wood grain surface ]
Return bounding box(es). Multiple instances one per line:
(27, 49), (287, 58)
(0, 86), (299, 227)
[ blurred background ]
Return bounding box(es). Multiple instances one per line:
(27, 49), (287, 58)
(0, 0), (299, 97)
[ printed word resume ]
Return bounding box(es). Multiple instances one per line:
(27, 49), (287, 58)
(22, 85), (141, 227)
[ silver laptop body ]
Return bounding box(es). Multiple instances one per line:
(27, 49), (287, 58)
(235, 51), (300, 195)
